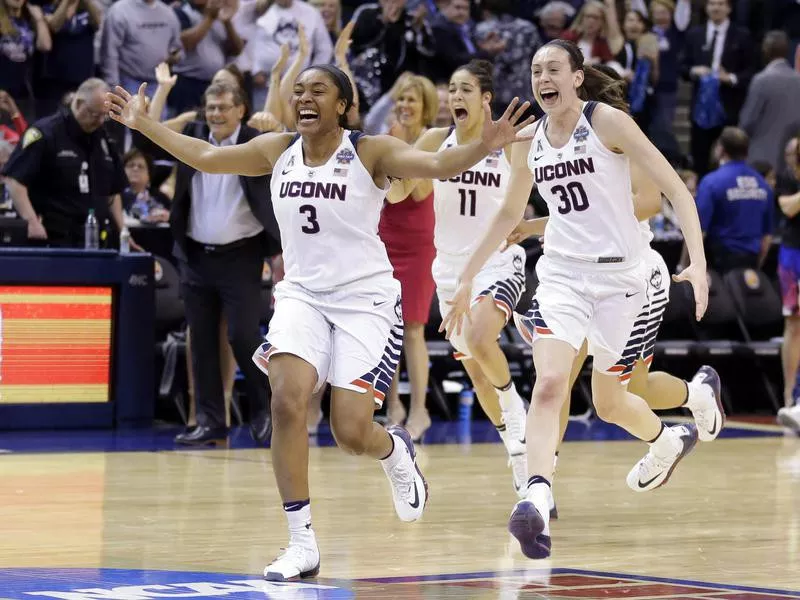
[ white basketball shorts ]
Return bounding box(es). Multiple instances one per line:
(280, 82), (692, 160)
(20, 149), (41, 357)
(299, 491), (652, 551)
(515, 254), (648, 382)
(251, 277), (403, 407)
(434, 245), (526, 360)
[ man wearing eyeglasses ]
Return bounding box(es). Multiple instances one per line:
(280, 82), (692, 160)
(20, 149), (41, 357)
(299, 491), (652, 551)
(2, 77), (129, 247)
(169, 80), (279, 446)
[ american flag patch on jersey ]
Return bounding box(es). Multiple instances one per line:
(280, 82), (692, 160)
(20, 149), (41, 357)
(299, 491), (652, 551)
(333, 168), (348, 177)
(574, 145), (586, 154)
(485, 157), (498, 168)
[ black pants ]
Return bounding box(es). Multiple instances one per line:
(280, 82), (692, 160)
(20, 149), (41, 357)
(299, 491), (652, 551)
(168, 75), (211, 115)
(709, 243), (759, 274)
(690, 123), (724, 177)
(179, 235), (269, 429)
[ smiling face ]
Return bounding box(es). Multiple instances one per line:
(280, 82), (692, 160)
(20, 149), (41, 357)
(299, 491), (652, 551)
(291, 69), (347, 135)
(448, 69), (490, 131)
(204, 91), (245, 141)
(531, 45), (583, 114)
(395, 85), (424, 129)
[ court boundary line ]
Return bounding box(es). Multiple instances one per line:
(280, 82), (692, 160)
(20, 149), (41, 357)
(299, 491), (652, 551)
(357, 567), (800, 596)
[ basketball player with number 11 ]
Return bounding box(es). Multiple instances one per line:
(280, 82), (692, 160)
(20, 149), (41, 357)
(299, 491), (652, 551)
(441, 40), (710, 560)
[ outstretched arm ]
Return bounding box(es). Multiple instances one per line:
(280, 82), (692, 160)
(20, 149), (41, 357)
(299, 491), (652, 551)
(371, 99), (534, 181)
(106, 84), (287, 175)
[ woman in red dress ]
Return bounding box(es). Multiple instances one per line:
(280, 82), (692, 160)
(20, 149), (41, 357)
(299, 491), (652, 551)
(378, 74), (439, 441)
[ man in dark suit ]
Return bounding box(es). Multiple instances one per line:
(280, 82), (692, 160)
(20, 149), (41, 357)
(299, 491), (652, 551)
(170, 81), (280, 445)
(682, 0), (755, 176)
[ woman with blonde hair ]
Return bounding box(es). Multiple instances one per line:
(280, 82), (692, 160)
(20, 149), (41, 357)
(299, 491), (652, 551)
(379, 73), (439, 440)
(559, 0), (623, 65)
(0, 0), (51, 118)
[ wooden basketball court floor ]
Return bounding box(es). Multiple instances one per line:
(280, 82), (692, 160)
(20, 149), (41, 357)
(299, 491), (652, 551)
(0, 419), (798, 599)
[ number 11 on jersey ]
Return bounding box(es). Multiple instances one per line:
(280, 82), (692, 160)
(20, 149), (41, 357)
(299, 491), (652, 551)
(459, 189), (476, 217)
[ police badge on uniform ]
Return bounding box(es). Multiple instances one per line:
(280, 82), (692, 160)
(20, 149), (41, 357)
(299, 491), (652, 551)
(22, 127), (42, 148)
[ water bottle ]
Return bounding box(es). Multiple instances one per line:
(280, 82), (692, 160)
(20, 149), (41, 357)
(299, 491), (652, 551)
(84, 209), (99, 249)
(119, 226), (131, 254)
(458, 387), (474, 422)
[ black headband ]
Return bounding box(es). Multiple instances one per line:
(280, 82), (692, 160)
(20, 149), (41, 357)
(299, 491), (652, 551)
(300, 64), (354, 112)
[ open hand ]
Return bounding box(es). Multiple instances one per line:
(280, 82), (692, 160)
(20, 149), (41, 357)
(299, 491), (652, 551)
(439, 279), (473, 339)
(481, 97), (536, 152)
(672, 262), (709, 321)
(155, 63), (177, 87)
(105, 84), (148, 130)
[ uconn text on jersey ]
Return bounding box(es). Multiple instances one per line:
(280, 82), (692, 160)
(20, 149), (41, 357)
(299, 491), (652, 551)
(278, 181), (348, 201)
(533, 157), (596, 184)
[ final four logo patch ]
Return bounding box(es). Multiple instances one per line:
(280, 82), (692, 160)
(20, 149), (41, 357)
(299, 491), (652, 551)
(573, 125), (589, 143)
(336, 148), (355, 165)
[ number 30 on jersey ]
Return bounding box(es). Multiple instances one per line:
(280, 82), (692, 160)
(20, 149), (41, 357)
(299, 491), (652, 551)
(551, 182), (589, 215)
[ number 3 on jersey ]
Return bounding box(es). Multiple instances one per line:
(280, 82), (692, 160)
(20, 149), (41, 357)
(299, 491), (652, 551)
(459, 188), (476, 217)
(552, 182), (589, 215)
(299, 205), (320, 234)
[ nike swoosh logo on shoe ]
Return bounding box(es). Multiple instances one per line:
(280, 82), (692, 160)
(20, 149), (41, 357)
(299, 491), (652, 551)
(409, 484), (420, 509)
(709, 413), (718, 435)
(637, 473), (662, 489)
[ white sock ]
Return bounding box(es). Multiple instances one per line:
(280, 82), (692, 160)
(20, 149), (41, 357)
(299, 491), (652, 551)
(284, 501), (315, 547)
(380, 433), (405, 470)
(649, 423), (678, 457)
(525, 480), (552, 535)
(496, 380), (524, 413)
(684, 379), (705, 411)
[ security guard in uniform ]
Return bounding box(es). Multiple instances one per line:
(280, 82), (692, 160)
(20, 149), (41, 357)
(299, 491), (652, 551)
(2, 78), (129, 248)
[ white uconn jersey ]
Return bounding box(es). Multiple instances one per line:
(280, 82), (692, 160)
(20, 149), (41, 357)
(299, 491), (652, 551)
(432, 127), (511, 258)
(529, 101), (643, 267)
(271, 130), (394, 292)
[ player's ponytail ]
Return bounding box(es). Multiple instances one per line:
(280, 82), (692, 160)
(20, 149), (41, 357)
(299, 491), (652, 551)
(579, 64), (630, 114)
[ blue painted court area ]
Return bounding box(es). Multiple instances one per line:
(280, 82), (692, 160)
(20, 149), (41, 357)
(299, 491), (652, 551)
(0, 417), (784, 454)
(1, 567), (798, 600)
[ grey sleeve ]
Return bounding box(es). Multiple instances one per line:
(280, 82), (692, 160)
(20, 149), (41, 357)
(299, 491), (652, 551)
(100, 6), (123, 84)
(738, 77), (765, 134)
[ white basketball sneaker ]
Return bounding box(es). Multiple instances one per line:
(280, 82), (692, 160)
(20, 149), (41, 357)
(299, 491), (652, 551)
(500, 404), (528, 499)
(686, 366), (726, 441)
(777, 405), (800, 433)
(264, 543), (321, 581)
(627, 424), (699, 492)
(382, 426), (429, 522)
